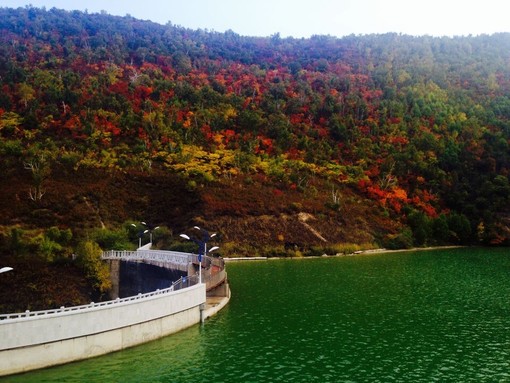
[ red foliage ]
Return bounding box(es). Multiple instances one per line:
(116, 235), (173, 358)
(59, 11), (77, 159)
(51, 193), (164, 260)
(389, 136), (409, 145)
(134, 86), (153, 99)
(108, 81), (129, 96)
(201, 125), (213, 141)
(286, 148), (302, 160)
(242, 97), (252, 109)
(256, 136), (274, 154)
(62, 115), (81, 131)
(272, 188), (284, 197)
(290, 114), (304, 125)
(224, 129), (236, 144)
(357, 178), (371, 190)
(367, 185), (388, 201)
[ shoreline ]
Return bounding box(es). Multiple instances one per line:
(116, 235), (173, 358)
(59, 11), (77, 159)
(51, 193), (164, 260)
(224, 245), (467, 262)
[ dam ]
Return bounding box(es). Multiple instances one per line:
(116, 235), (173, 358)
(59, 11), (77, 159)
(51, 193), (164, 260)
(0, 249), (229, 376)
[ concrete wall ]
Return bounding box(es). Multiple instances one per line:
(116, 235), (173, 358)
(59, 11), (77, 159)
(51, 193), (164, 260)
(0, 284), (206, 376)
(109, 258), (120, 299)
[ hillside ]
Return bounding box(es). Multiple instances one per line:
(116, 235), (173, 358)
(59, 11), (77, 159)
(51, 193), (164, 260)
(1, 5), (510, 260)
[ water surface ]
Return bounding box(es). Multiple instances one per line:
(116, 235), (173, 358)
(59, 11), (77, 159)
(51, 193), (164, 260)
(2, 248), (510, 382)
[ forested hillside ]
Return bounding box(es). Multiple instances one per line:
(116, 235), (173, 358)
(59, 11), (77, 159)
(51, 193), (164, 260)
(1, 5), (510, 264)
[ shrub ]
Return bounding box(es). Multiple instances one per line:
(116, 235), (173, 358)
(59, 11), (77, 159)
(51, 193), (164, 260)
(0, 139), (23, 156)
(305, 246), (326, 257)
(167, 240), (199, 254)
(147, 225), (173, 249)
(91, 228), (132, 250)
(383, 228), (414, 249)
(407, 210), (432, 246)
(75, 241), (112, 296)
(8, 227), (28, 256)
(46, 226), (73, 245)
(431, 214), (450, 244)
(304, 243), (376, 257)
(447, 213), (472, 244)
(261, 245), (289, 258)
(33, 234), (63, 262)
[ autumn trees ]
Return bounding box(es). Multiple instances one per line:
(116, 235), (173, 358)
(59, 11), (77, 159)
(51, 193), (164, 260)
(0, 6), (509, 246)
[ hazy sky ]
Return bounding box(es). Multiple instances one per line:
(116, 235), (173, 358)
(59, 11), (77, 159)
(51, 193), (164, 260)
(2, 0), (509, 38)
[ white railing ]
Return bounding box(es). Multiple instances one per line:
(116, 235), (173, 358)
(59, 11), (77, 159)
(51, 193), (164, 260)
(0, 274), (199, 321)
(1, 250), (227, 321)
(102, 249), (191, 268)
(103, 250), (227, 292)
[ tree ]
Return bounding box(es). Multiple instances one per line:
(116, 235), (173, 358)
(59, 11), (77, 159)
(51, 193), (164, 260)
(17, 82), (35, 108)
(407, 210), (432, 246)
(431, 214), (449, 244)
(447, 213), (472, 244)
(0, 112), (23, 137)
(23, 153), (51, 202)
(75, 241), (112, 296)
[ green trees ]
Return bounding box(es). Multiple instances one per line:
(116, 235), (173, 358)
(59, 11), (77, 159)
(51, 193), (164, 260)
(406, 210), (472, 246)
(1, 226), (72, 261)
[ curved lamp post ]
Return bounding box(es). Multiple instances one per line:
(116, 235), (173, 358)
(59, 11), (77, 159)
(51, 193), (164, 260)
(130, 224), (149, 248)
(180, 226), (219, 284)
(141, 222), (160, 245)
(0, 267), (13, 274)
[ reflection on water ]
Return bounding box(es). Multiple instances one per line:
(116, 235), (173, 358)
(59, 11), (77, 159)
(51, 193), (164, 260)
(2, 248), (510, 382)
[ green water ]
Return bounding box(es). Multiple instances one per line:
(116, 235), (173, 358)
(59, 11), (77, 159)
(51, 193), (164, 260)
(3, 248), (510, 382)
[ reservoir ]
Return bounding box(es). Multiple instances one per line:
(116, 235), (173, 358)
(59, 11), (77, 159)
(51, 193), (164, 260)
(2, 247), (510, 382)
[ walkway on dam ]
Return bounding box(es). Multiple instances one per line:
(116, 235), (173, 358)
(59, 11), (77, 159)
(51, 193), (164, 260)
(203, 295), (230, 321)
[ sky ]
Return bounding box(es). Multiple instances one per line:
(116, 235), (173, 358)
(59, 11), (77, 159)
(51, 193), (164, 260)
(2, 0), (510, 38)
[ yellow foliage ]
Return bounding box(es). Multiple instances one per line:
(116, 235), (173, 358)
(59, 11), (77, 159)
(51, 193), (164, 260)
(223, 106), (237, 120)
(169, 145), (244, 181)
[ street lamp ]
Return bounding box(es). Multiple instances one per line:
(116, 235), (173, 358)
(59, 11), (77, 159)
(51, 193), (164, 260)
(131, 224), (149, 249)
(180, 226), (218, 284)
(141, 222), (160, 245)
(0, 267), (13, 274)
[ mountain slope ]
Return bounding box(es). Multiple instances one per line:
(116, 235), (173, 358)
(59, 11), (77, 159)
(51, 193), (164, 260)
(0, 6), (509, 251)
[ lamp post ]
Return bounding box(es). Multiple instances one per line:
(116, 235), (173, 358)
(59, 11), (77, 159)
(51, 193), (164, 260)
(130, 224), (149, 249)
(0, 267), (13, 274)
(180, 226), (218, 284)
(141, 222), (160, 245)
